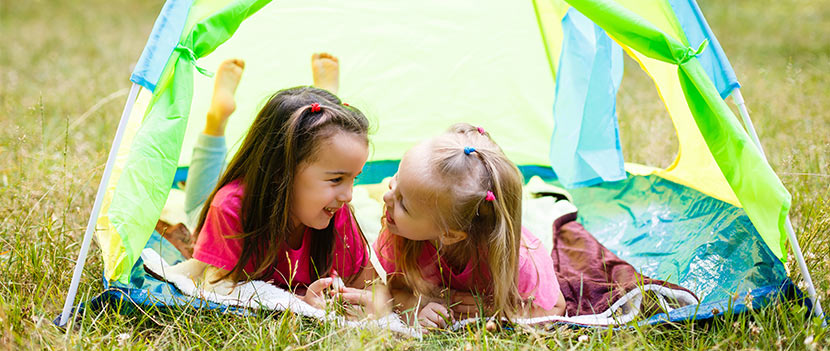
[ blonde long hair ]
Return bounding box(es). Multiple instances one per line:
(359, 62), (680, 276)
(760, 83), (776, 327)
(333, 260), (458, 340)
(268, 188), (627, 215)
(385, 123), (524, 316)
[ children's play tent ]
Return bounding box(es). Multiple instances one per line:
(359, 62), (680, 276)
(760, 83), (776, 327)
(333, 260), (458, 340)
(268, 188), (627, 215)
(58, 0), (825, 326)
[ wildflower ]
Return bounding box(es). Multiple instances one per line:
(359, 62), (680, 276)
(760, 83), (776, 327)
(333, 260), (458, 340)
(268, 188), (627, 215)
(578, 335), (589, 342)
(804, 335), (815, 351)
(744, 293), (754, 309)
(116, 333), (130, 347)
(30, 315), (44, 327)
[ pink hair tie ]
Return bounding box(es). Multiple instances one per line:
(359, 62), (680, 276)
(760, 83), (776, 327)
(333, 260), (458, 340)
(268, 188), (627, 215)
(310, 103), (321, 112)
(485, 191), (496, 202)
(477, 126), (486, 134)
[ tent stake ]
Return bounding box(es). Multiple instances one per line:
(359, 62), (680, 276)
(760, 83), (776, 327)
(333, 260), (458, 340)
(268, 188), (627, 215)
(57, 83), (141, 327)
(733, 87), (825, 324)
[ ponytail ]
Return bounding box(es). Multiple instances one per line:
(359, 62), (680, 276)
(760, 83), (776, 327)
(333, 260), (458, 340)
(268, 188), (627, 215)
(387, 123), (525, 317)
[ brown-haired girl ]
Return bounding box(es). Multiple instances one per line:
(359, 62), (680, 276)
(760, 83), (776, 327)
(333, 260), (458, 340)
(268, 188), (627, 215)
(174, 55), (386, 312)
(374, 123), (566, 328)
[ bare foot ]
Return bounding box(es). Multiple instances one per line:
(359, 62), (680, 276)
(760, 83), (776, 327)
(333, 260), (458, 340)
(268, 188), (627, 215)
(311, 53), (339, 94)
(155, 220), (194, 258)
(205, 58), (245, 136)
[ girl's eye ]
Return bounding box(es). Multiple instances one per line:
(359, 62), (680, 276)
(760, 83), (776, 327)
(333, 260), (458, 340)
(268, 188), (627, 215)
(329, 177), (343, 184)
(398, 197), (408, 213)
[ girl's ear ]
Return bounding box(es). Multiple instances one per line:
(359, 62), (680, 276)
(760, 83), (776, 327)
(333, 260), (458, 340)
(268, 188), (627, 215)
(441, 229), (468, 246)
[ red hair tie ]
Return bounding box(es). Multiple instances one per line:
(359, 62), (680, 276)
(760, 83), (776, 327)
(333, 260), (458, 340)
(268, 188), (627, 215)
(485, 191), (496, 202)
(310, 103), (321, 112)
(477, 126), (486, 134)
(342, 103), (350, 107)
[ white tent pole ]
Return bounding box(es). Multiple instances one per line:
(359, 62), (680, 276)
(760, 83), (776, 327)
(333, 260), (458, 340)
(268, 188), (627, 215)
(58, 83), (141, 327)
(732, 89), (767, 159)
(732, 87), (825, 323)
(785, 217), (826, 322)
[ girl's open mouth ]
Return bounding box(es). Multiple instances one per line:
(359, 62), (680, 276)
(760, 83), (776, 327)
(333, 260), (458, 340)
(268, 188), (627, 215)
(386, 209), (396, 225)
(323, 206), (338, 217)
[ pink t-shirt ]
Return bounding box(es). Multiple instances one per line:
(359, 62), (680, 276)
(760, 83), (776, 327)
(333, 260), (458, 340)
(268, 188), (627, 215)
(192, 179), (369, 287)
(373, 227), (560, 310)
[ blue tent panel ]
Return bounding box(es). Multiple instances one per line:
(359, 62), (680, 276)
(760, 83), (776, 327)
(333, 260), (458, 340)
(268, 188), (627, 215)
(130, 0), (194, 91)
(551, 8), (626, 189)
(669, 0), (741, 99)
(569, 174), (788, 304)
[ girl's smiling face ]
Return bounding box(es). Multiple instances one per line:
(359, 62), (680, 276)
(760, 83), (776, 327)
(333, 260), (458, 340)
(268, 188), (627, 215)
(382, 141), (445, 241)
(291, 131), (368, 230)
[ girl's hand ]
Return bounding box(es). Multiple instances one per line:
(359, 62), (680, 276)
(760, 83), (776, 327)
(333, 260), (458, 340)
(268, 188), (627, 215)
(448, 291), (492, 320)
(336, 285), (392, 318)
(302, 277), (334, 309)
(418, 302), (454, 330)
(337, 287), (372, 307)
(202, 264), (236, 295)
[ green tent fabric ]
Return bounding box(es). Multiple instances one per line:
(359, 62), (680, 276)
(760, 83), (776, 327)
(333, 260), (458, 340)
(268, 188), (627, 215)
(101, 0), (795, 284)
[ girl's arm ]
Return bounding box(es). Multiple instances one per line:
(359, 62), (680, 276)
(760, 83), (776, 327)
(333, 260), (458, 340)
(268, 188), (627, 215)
(385, 275), (453, 327)
(521, 288), (566, 318)
(202, 264), (238, 295)
(345, 263), (377, 289)
(343, 274), (450, 327)
(450, 288), (567, 319)
(177, 259), (334, 309)
(163, 258), (237, 295)
(387, 275), (420, 319)
(338, 263), (392, 317)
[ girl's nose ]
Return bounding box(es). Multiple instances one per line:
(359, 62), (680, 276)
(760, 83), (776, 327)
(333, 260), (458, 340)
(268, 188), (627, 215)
(337, 186), (353, 203)
(382, 189), (393, 206)
(388, 175), (396, 190)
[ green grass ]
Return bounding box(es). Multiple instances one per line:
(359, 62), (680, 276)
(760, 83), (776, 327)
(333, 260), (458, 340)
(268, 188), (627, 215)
(1, 0), (828, 349)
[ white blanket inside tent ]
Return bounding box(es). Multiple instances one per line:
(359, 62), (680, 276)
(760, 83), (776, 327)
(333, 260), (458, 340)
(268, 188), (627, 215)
(140, 248), (421, 336)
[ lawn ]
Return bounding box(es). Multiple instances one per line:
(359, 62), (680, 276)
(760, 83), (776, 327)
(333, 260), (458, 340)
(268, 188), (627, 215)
(1, 0), (828, 349)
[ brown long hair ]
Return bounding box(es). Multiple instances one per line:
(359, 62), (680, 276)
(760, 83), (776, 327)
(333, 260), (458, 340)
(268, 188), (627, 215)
(195, 86), (370, 284)
(383, 123), (524, 316)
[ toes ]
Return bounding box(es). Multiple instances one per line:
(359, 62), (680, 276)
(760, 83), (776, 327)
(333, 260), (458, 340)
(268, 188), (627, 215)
(219, 58), (245, 71)
(227, 58), (244, 69)
(314, 52), (339, 63)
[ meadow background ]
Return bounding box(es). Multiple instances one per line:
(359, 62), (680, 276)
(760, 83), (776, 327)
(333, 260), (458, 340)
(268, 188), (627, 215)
(1, 0), (828, 349)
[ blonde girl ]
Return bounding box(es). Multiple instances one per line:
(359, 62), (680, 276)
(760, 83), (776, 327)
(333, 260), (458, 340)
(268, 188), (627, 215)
(374, 123), (565, 328)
